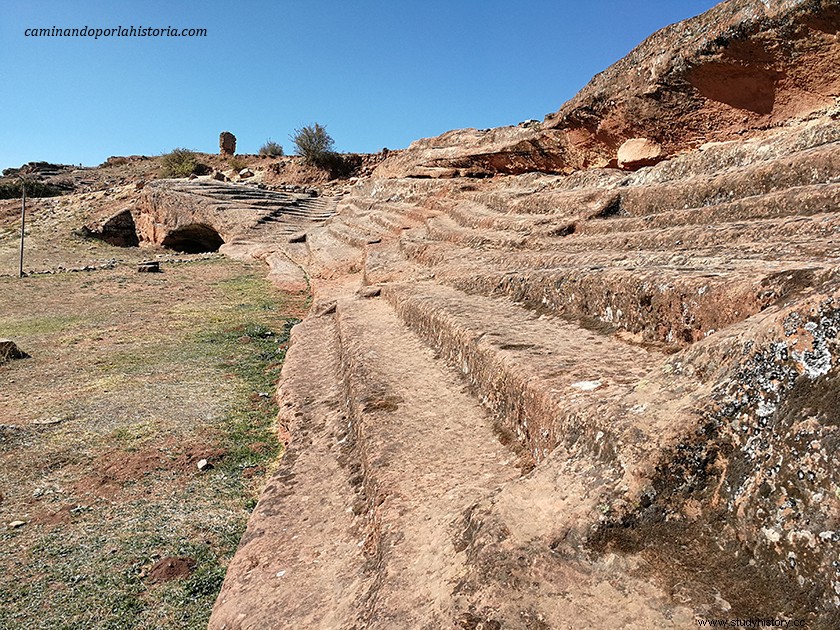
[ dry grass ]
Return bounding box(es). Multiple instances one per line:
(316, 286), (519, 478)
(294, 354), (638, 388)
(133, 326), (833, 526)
(0, 257), (307, 629)
(0, 193), (147, 275)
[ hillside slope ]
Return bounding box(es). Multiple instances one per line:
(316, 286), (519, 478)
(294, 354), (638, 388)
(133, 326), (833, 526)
(376, 0), (840, 178)
(78, 1), (838, 627)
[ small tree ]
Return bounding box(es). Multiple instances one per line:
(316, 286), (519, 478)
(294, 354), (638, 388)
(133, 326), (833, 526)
(160, 148), (202, 178)
(259, 139), (284, 157)
(291, 123), (335, 167)
(227, 156), (247, 172)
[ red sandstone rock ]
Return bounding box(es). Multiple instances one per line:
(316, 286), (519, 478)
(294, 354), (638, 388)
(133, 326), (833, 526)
(81, 207), (140, 247)
(213, 117), (840, 628)
(617, 137), (663, 170)
(219, 131), (236, 156)
(200, 2), (840, 628)
(375, 0), (840, 178)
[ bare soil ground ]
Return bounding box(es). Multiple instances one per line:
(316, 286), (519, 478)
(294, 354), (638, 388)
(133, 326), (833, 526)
(0, 244), (307, 628)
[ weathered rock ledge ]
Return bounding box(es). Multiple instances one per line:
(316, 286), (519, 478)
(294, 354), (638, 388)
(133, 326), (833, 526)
(375, 0), (840, 178)
(197, 1), (840, 628)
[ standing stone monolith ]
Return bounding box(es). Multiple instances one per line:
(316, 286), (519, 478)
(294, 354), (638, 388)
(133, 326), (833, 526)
(219, 132), (236, 156)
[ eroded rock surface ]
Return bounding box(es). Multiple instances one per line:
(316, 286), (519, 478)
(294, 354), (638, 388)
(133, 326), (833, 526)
(617, 138), (663, 170)
(133, 180), (336, 255)
(80, 207), (139, 246)
(0, 339), (28, 364)
(208, 1), (840, 628)
(220, 131), (237, 156)
(376, 0), (840, 178)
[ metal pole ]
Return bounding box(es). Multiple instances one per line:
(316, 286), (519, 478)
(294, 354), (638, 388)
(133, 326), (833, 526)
(18, 181), (25, 278)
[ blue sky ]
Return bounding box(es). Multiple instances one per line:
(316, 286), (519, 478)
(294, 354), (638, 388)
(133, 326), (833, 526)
(0, 1), (720, 169)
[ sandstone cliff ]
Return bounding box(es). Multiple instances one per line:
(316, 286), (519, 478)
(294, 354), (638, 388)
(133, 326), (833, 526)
(73, 1), (838, 627)
(375, 0), (840, 178)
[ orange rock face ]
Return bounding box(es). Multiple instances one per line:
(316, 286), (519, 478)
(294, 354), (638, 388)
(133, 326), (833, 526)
(375, 0), (840, 178)
(617, 138), (663, 170)
(219, 131), (236, 156)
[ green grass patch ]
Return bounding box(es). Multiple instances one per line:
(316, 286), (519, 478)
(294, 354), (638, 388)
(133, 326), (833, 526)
(0, 516), (244, 630)
(0, 314), (82, 337)
(0, 259), (308, 629)
(195, 318), (299, 486)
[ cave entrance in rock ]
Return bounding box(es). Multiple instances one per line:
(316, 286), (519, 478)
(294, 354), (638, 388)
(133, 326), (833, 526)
(160, 223), (224, 253)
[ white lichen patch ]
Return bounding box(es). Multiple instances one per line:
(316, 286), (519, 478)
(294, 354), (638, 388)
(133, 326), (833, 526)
(792, 319), (834, 379)
(756, 398), (777, 418)
(762, 526), (782, 543)
(571, 380), (602, 391)
(793, 343), (832, 379)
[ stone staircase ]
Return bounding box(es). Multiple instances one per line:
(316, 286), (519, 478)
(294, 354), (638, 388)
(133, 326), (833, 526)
(210, 115), (840, 629)
(137, 179), (338, 249)
(248, 195), (337, 242)
(133, 179), (339, 291)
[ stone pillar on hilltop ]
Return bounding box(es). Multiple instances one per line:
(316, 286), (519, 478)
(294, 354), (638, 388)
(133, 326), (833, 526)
(219, 131), (236, 156)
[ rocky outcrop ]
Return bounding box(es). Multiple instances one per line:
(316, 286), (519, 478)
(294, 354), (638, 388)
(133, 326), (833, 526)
(134, 180), (335, 252)
(219, 131), (236, 156)
(617, 137), (663, 170)
(372, 126), (543, 178)
(212, 113), (840, 628)
(375, 0), (840, 178)
(80, 208), (139, 247)
(208, 1), (840, 628)
(0, 339), (28, 364)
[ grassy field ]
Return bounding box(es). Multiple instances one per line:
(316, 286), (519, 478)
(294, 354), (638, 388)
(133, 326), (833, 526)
(0, 257), (307, 629)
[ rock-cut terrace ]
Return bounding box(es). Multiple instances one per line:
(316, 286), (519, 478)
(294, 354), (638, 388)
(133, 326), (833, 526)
(74, 0), (840, 627)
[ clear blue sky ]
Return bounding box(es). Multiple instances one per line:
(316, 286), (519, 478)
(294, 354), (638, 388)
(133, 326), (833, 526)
(0, 0), (720, 170)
